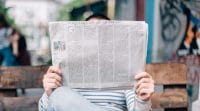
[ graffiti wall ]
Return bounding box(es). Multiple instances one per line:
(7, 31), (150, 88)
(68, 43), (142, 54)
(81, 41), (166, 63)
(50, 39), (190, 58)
(153, 0), (200, 102)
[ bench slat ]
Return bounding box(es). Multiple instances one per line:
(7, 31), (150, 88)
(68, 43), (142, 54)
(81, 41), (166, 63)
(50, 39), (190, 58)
(0, 66), (49, 88)
(0, 96), (40, 111)
(151, 89), (187, 108)
(145, 63), (187, 85)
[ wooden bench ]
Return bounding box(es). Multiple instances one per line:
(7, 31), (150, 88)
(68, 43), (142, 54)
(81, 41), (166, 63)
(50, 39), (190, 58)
(0, 63), (188, 111)
(146, 63), (188, 111)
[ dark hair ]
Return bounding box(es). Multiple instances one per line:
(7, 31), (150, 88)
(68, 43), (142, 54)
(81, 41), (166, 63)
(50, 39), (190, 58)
(10, 29), (30, 65)
(85, 13), (110, 21)
(0, 14), (8, 27)
(10, 29), (27, 51)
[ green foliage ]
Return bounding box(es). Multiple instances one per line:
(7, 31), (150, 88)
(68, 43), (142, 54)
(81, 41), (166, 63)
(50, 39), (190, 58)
(0, 2), (15, 27)
(58, 0), (85, 21)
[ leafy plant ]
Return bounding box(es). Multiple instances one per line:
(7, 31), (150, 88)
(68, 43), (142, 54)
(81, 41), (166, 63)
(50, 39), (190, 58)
(58, 0), (84, 21)
(0, 1), (15, 27)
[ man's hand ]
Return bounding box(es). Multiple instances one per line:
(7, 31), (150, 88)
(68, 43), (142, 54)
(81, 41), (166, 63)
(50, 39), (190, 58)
(134, 72), (154, 101)
(43, 66), (62, 96)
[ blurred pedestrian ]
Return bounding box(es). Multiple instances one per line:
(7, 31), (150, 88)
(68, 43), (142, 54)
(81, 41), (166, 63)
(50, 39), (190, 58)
(0, 14), (17, 66)
(9, 29), (31, 65)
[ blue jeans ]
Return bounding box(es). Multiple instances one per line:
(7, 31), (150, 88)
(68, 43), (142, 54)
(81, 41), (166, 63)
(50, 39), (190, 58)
(0, 47), (18, 66)
(47, 87), (108, 111)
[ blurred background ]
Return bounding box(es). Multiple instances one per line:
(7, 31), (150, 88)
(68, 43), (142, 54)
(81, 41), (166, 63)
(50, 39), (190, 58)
(0, 0), (146, 66)
(0, 0), (200, 110)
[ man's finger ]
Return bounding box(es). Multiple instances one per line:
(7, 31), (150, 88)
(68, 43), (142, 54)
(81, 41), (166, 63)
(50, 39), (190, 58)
(47, 66), (62, 74)
(139, 88), (154, 95)
(136, 83), (148, 94)
(138, 88), (154, 100)
(134, 72), (152, 80)
(135, 78), (152, 89)
(138, 92), (150, 101)
(136, 83), (153, 94)
(46, 78), (62, 86)
(47, 83), (60, 89)
(48, 73), (62, 82)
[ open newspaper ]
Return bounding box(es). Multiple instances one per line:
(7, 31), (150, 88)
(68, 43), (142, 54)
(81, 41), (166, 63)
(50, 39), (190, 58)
(49, 21), (148, 89)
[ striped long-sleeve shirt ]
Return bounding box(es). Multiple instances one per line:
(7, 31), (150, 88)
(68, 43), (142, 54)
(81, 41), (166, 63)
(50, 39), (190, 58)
(39, 89), (151, 111)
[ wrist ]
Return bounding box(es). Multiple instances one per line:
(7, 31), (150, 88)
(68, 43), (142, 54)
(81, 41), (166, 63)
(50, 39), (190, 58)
(45, 89), (52, 97)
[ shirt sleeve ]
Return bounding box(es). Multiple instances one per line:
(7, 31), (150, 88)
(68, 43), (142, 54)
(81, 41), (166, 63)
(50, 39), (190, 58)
(125, 90), (152, 111)
(38, 93), (49, 111)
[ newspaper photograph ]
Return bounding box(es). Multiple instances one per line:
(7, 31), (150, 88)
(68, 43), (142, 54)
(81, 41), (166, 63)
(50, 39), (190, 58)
(49, 21), (148, 89)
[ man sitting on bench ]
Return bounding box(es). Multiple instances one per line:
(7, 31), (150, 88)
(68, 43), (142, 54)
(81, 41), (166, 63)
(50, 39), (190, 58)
(39, 14), (154, 111)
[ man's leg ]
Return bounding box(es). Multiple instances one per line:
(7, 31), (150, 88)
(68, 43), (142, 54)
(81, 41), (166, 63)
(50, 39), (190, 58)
(48, 86), (107, 111)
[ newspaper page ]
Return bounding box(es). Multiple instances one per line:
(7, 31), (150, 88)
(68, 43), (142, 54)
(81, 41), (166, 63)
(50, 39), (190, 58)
(49, 21), (148, 89)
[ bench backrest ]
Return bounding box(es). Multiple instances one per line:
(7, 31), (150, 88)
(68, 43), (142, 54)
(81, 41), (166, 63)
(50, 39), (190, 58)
(146, 63), (187, 110)
(0, 63), (187, 111)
